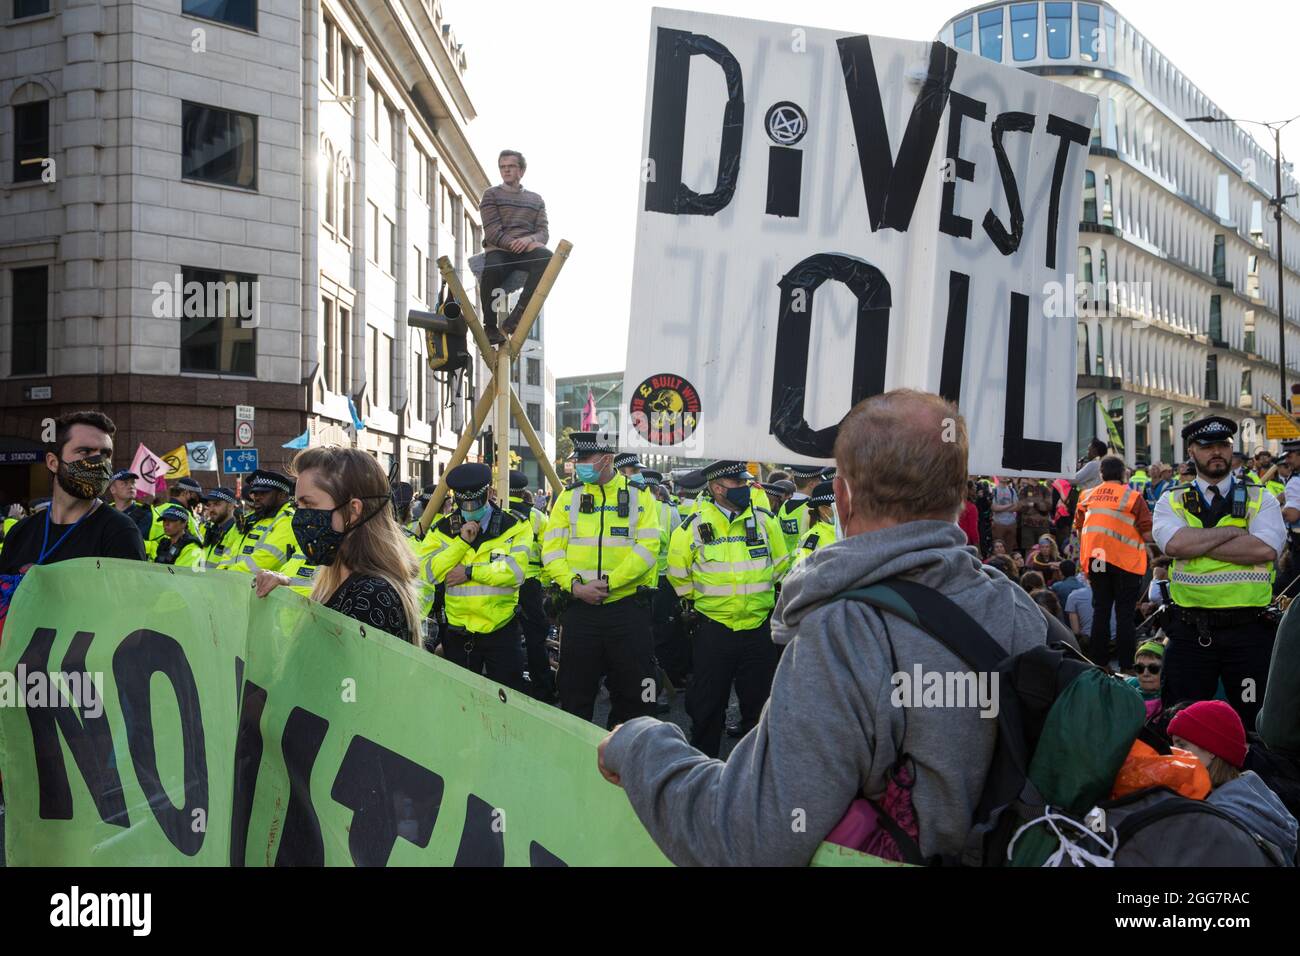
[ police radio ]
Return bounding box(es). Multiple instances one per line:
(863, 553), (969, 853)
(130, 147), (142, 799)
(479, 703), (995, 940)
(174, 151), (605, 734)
(1231, 483), (1249, 519)
(699, 524), (715, 544)
(744, 517), (760, 547)
(617, 489), (630, 519)
(579, 494), (595, 514)
(1181, 487), (1202, 517)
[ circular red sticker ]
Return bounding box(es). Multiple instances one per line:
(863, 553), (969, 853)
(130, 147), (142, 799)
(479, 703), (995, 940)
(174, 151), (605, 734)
(629, 374), (701, 447)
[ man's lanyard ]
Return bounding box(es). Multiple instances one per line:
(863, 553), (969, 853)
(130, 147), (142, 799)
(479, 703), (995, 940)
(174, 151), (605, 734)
(38, 500), (99, 565)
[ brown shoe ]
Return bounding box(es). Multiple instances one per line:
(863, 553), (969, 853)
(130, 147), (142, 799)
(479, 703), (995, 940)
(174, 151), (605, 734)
(485, 327), (507, 346)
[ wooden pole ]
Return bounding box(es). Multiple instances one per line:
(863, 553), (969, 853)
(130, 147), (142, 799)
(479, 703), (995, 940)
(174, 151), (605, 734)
(509, 385), (563, 496)
(435, 255), (495, 358)
(495, 299), (512, 504)
(418, 379), (496, 536)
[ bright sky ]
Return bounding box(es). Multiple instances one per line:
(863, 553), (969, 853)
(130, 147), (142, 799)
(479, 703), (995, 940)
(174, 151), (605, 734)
(447, 0), (1300, 379)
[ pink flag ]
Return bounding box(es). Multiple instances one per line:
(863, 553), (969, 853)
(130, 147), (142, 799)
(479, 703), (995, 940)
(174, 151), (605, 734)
(130, 443), (166, 499)
(581, 388), (598, 430)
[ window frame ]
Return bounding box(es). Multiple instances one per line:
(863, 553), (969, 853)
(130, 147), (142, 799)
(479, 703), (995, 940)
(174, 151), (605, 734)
(953, 16), (973, 51)
(978, 8), (1004, 62)
(178, 265), (258, 377)
(10, 264), (49, 376)
(1044, 1), (1072, 59)
(13, 99), (49, 184)
(1010, 3), (1038, 62)
(181, 101), (258, 191)
(181, 0), (258, 34)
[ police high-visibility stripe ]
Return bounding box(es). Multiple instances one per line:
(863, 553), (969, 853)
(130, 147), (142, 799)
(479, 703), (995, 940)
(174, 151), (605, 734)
(667, 498), (787, 631)
(787, 520), (835, 575)
(1167, 482), (1274, 608)
(540, 473), (660, 600)
(1078, 481), (1148, 576)
(419, 505), (532, 633)
(228, 502), (296, 574)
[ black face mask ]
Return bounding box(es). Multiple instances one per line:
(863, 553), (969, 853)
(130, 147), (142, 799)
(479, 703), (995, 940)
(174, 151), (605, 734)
(290, 495), (389, 566)
(56, 455), (112, 500)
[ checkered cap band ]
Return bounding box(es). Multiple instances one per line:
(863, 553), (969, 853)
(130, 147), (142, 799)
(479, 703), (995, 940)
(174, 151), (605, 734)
(703, 461), (746, 480)
(249, 475), (291, 493)
(205, 488), (237, 504)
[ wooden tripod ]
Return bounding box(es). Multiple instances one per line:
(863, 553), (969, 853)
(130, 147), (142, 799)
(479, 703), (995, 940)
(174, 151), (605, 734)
(416, 240), (573, 536)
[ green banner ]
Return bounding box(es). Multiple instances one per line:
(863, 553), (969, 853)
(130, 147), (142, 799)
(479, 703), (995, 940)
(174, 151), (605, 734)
(0, 560), (883, 867)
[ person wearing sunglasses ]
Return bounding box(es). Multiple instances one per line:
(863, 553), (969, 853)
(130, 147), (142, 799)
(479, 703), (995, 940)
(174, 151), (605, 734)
(1124, 640), (1166, 719)
(0, 411), (146, 575)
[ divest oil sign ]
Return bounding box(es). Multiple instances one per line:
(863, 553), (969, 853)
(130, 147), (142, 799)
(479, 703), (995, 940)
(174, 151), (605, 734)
(620, 9), (1096, 476)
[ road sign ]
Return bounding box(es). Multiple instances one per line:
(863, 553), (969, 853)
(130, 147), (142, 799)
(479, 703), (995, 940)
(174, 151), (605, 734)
(236, 421), (254, 447)
(1266, 415), (1300, 440)
(223, 448), (259, 474)
(235, 405), (255, 421)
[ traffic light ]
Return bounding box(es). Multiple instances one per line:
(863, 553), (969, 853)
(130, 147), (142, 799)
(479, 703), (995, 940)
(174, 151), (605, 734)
(482, 426), (494, 466)
(407, 284), (468, 372)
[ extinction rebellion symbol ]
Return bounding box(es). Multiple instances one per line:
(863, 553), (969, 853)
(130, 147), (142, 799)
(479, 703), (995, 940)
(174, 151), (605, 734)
(630, 374), (701, 446)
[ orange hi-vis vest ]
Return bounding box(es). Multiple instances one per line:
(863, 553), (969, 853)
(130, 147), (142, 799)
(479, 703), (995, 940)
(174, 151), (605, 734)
(1079, 480), (1148, 576)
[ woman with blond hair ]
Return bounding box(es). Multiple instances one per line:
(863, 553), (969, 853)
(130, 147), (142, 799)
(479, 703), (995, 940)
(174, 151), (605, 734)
(253, 447), (421, 644)
(1028, 532), (1061, 583)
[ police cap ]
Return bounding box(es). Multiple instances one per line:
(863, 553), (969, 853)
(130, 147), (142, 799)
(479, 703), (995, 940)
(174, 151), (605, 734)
(569, 431), (616, 459)
(160, 505), (189, 523)
(809, 481), (836, 505)
(1180, 416), (1237, 446)
(787, 464), (824, 479)
(204, 487), (238, 504)
(702, 460), (746, 481)
(247, 470), (292, 494)
(612, 453), (643, 470)
(110, 469), (138, 483)
(447, 463), (492, 502)
(175, 477), (203, 493)
(675, 469), (706, 493)
(509, 470), (529, 492)
(1282, 440), (1300, 455)
(641, 469), (664, 485)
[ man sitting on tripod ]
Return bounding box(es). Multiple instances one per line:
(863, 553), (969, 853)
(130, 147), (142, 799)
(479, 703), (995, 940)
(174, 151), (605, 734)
(479, 149), (550, 345)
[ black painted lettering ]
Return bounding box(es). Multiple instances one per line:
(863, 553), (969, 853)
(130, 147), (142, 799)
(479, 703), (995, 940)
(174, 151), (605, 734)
(981, 111), (1035, 255)
(229, 676), (267, 867)
(330, 736), (444, 866)
(274, 706), (330, 866)
(1043, 114), (1091, 269)
(939, 271), (971, 404)
(453, 794), (505, 867)
(939, 92), (986, 239)
(1002, 291), (1063, 470)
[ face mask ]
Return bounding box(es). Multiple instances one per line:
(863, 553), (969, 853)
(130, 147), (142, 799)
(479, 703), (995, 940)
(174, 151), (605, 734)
(723, 485), (751, 511)
(56, 455), (112, 500)
(576, 463), (601, 484)
(627, 473), (645, 486)
(834, 480), (852, 540)
(460, 503), (491, 524)
(291, 496), (386, 566)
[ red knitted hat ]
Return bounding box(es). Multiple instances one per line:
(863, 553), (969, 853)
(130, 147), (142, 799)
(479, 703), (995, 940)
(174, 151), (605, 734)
(1168, 700), (1247, 770)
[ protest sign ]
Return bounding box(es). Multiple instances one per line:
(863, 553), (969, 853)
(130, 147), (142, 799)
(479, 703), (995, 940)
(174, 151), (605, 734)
(621, 9), (1096, 476)
(129, 444), (166, 498)
(0, 560), (885, 866)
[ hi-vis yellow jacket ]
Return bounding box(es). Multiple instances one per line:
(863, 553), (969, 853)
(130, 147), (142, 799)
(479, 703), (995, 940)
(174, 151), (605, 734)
(509, 495), (547, 581)
(226, 502), (296, 574)
(788, 520), (835, 574)
(541, 473), (661, 602)
(667, 497), (787, 631)
(420, 505), (533, 633)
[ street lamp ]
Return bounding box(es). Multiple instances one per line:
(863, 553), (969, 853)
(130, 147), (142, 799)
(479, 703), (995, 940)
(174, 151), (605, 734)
(1188, 113), (1299, 412)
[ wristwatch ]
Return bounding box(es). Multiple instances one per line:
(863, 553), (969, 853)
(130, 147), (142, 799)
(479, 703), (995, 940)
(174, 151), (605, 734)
(466, 565), (474, 581)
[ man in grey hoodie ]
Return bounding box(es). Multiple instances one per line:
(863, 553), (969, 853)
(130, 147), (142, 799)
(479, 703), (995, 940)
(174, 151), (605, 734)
(598, 389), (1058, 866)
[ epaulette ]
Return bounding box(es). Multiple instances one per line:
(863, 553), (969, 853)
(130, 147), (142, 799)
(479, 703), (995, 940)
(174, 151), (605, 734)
(755, 506), (774, 519)
(565, 479), (581, 491)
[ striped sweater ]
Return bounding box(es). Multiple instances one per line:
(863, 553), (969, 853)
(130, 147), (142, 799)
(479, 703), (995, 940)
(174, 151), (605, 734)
(480, 183), (549, 252)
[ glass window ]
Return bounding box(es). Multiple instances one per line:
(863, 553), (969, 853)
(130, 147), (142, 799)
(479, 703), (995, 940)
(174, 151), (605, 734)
(1135, 401), (1149, 453)
(323, 144), (335, 228)
(978, 9), (1004, 61)
(323, 17), (337, 88)
(527, 357), (541, 387)
(179, 266), (257, 376)
(341, 40), (354, 99)
(1107, 398), (1125, 452)
(1209, 294), (1222, 342)
(1102, 175), (1113, 227)
(340, 162), (352, 241)
(1098, 250), (1108, 310)
(1212, 235), (1226, 282)
(1104, 9), (1117, 65)
(11, 265), (48, 375)
(1077, 393), (1098, 460)
(182, 102), (257, 189)
(1082, 171), (1097, 223)
(14, 0), (50, 17)
(182, 0), (256, 31)
(323, 297), (335, 390)
(527, 402), (542, 430)
(1079, 4), (1100, 61)
(1077, 323), (1091, 375)
(338, 306), (351, 393)
(1045, 2), (1071, 58)
(1160, 407), (1174, 464)
(13, 100), (48, 184)
(1090, 106), (1101, 147)
(1078, 246), (1093, 283)
(1011, 4), (1038, 61)
(1241, 370), (1253, 405)
(953, 16), (973, 51)
(1205, 355), (1219, 402)
(382, 216), (395, 274)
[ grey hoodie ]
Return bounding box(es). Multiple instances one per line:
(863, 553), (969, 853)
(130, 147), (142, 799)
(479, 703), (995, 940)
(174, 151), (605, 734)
(1207, 771), (1298, 864)
(603, 520), (1053, 866)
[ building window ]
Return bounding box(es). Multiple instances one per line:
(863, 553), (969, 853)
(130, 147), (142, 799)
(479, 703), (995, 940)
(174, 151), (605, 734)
(1205, 355), (1219, 402)
(323, 143), (336, 228)
(1077, 323), (1091, 375)
(182, 102), (257, 189)
(527, 402), (542, 430)
(182, 0), (256, 31)
(1077, 394), (1098, 460)
(1010, 3), (1037, 61)
(1078, 247), (1093, 307)
(1107, 398), (1125, 451)
(1098, 250), (1109, 311)
(323, 299), (351, 394)
(1078, 4), (1100, 62)
(382, 216), (395, 274)
(953, 16), (973, 51)
(1209, 295), (1222, 343)
(978, 9), (1003, 61)
(1241, 370), (1253, 406)
(527, 357), (541, 387)
(414, 146), (429, 198)
(14, 0), (51, 17)
(339, 158), (352, 241)
(1104, 8), (1117, 66)
(440, 178), (453, 225)
(323, 297), (335, 389)
(1082, 171), (1097, 223)
(1045, 2), (1071, 58)
(1134, 401), (1149, 453)
(368, 201), (379, 263)
(13, 100), (48, 184)
(340, 38), (354, 99)
(1212, 235), (1226, 282)
(179, 266), (257, 376)
(323, 17), (337, 88)
(1102, 175), (1113, 227)
(368, 78), (393, 159)
(10, 265), (48, 375)
(413, 348), (425, 421)
(1160, 407), (1174, 463)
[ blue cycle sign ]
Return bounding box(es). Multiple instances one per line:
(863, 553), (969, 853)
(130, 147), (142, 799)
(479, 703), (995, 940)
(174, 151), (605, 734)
(222, 448), (259, 474)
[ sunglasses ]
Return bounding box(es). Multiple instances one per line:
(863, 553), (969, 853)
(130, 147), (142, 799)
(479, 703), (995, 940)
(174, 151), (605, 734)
(1133, 663), (1162, 675)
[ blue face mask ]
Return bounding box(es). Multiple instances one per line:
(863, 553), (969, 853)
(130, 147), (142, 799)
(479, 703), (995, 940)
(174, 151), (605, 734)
(627, 473), (645, 486)
(576, 463), (601, 485)
(460, 502), (491, 524)
(723, 485), (752, 511)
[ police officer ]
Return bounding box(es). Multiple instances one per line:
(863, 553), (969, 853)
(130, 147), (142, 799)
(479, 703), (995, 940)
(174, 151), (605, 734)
(778, 464), (822, 554)
(640, 469), (690, 687)
(541, 431), (661, 726)
(1277, 439), (1300, 595)
(1152, 415), (1286, 727)
(229, 469), (296, 573)
(199, 487), (243, 568)
(786, 481), (836, 573)
(172, 476), (206, 538)
(762, 478), (795, 516)
(667, 460), (787, 757)
(421, 463), (533, 690)
(675, 469), (704, 522)
(509, 468), (554, 701)
(154, 504), (202, 566)
(108, 469), (154, 541)
(1128, 459), (1151, 496)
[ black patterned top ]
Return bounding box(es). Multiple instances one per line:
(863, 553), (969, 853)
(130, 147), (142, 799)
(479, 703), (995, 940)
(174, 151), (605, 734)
(325, 574), (410, 643)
